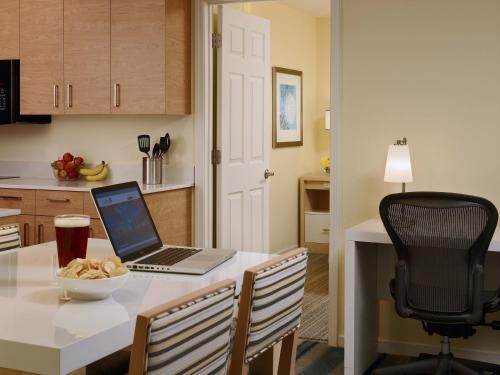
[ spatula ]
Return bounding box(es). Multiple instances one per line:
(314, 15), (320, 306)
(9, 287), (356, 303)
(138, 135), (151, 158)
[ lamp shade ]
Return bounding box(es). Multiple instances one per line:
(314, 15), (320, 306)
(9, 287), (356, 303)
(384, 144), (413, 183)
(325, 110), (330, 130)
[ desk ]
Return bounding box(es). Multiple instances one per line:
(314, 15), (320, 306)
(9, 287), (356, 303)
(344, 219), (500, 375)
(0, 239), (274, 374)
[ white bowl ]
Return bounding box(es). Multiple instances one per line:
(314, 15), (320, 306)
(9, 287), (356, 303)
(55, 270), (130, 301)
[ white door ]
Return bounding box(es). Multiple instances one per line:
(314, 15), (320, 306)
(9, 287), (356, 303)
(216, 6), (271, 253)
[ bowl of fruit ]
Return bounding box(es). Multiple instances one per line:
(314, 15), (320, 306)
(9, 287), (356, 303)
(51, 152), (85, 181)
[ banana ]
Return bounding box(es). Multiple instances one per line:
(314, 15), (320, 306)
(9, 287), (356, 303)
(85, 165), (109, 182)
(79, 161), (106, 176)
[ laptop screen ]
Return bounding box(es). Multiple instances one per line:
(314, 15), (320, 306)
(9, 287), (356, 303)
(91, 182), (163, 260)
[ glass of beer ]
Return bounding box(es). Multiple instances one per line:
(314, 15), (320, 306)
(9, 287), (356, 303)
(54, 214), (90, 268)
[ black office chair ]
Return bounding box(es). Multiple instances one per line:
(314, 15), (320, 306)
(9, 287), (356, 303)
(376, 192), (500, 375)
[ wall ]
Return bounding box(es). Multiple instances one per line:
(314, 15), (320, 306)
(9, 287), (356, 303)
(234, 2), (330, 253)
(0, 115), (194, 166)
(341, 0), (500, 352)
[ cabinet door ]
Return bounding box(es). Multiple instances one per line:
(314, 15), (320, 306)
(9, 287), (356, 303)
(0, 215), (35, 247)
(166, 0), (191, 114)
(35, 216), (56, 244)
(144, 188), (192, 246)
(0, 0), (19, 59)
(111, 0), (165, 114)
(89, 219), (107, 239)
(64, 0), (110, 114)
(20, 0), (64, 114)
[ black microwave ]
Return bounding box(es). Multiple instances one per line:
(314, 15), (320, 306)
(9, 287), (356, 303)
(0, 60), (51, 125)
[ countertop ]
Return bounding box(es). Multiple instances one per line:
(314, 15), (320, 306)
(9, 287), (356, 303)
(0, 239), (274, 374)
(0, 177), (193, 194)
(0, 208), (20, 218)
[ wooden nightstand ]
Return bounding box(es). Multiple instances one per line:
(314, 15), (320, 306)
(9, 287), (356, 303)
(299, 175), (330, 254)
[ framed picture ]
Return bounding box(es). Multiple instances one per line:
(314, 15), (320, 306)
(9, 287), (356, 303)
(272, 67), (303, 148)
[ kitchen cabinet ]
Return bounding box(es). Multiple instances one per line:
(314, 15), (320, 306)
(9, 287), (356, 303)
(166, 0), (191, 114)
(0, 0), (19, 59)
(0, 215), (35, 247)
(0, 187), (192, 246)
(20, 0), (64, 114)
(111, 0), (166, 114)
(35, 215), (56, 244)
(64, 0), (111, 114)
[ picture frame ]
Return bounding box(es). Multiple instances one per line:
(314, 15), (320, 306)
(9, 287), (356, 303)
(272, 67), (303, 148)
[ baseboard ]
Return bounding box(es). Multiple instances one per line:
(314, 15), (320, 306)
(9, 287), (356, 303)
(275, 244), (299, 254)
(336, 334), (500, 365)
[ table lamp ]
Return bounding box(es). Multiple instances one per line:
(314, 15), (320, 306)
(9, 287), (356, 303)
(384, 137), (413, 192)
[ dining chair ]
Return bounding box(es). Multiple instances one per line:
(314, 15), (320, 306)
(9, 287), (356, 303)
(128, 279), (236, 375)
(228, 248), (308, 375)
(0, 224), (21, 251)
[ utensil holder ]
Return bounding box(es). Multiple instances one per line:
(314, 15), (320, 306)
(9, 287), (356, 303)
(143, 157), (162, 185)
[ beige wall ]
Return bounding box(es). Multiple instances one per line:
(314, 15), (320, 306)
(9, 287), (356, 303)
(0, 115), (194, 166)
(341, 0), (500, 352)
(234, 2), (330, 253)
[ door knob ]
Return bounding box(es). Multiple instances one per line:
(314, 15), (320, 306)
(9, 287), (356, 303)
(264, 169), (275, 179)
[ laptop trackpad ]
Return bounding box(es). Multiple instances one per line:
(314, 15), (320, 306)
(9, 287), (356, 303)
(178, 253), (224, 267)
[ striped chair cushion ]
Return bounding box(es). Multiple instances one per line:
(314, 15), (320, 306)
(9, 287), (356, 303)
(0, 224), (20, 252)
(145, 284), (236, 375)
(245, 251), (308, 361)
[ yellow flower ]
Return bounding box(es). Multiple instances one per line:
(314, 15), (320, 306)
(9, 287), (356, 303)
(320, 157), (330, 168)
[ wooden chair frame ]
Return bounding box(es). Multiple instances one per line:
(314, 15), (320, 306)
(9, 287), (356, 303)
(229, 248), (308, 375)
(128, 279), (236, 375)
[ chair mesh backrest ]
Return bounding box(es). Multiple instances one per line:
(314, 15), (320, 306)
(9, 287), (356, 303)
(245, 251), (308, 362)
(144, 284), (236, 375)
(382, 194), (495, 314)
(0, 225), (20, 251)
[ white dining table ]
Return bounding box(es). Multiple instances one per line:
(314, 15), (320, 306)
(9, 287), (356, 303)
(0, 239), (275, 375)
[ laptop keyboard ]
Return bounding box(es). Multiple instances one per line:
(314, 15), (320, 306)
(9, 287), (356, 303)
(138, 247), (203, 266)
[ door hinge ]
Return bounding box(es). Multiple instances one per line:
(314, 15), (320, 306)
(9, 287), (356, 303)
(211, 149), (221, 165)
(212, 32), (222, 49)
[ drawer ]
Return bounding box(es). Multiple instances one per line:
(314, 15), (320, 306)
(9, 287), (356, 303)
(303, 180), (330, 191)
(89, 219), (107, 239)
(305, 212), (330, 244)
(0, 189), (36, 214)
(36, 190), (84, 216)
(83, 193), (99, 219)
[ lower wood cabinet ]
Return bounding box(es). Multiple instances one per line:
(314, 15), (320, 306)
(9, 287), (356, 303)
(0, 187), (192, 247)
(0, 215), (35, 247)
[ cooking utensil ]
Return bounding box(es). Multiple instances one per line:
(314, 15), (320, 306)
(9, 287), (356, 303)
(164, 133), (171, 155)
(138, 135), (151, 158)
(152, 143), (160, 158)
(159, 137), (167, 157)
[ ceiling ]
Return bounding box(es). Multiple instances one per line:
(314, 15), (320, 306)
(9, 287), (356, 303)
(279, 0), (330, 18)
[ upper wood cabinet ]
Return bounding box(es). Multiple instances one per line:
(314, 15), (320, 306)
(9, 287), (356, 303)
(166, 0), (191, 114)
(111, 0), (166, 114)
(64, 0), (111, 114)
(20, 0), (64, 114)
(0, 0), (20, 59)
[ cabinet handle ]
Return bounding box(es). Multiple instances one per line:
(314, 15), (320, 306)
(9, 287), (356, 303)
(47, 198), (70, 203)
(53, 84), (59, 108)
(0, 195), (22, 201)
(322, 228), (330, 233)
(67, 84), (73, 108)
(23, 223), (29, 246)
(114, 83), (120, 107)
(38, 224), (43, 244)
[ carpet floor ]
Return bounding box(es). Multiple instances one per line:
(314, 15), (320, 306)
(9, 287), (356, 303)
(299, 253), (329, 342)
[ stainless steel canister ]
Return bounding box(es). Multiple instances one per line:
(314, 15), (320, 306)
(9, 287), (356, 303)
(142, 157), (162, 185)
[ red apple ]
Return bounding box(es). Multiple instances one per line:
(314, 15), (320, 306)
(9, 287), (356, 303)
(64, 161), (76, 172)
(67, 170), (78, 179)
(58, 169), (68, 179)
(63, 152), (74, 162)
(74, 156), (84, 166)
(54, 160), (65, 170)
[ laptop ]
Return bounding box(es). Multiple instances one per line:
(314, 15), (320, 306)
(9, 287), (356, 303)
(90, 181), (235, 275)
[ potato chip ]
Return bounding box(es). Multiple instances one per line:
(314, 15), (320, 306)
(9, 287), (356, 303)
(59, 256), (127, 280)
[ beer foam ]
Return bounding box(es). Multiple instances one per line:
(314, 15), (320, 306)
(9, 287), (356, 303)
(54, 216), (90, 228)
